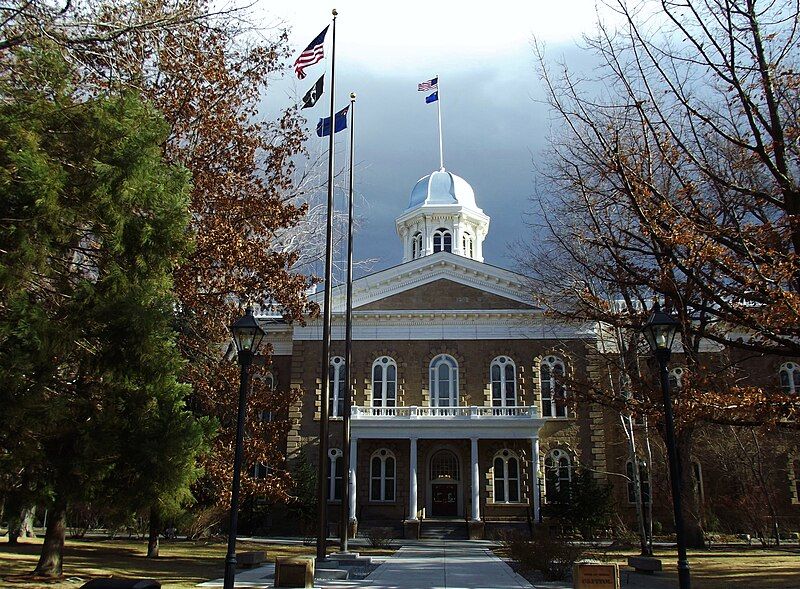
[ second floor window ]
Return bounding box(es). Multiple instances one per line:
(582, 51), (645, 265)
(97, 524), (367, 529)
(780, 363), (800, 394)
(540, 356), (568, 417)
(329, 356), (345, 417)
(491, 356), (517, 407)
(430, 354), (458, 407)
(372, 356), (397, 407)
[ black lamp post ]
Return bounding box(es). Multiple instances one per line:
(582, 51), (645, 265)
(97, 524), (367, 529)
(224, 307), (266, 589)
(643, 302), (691, 589)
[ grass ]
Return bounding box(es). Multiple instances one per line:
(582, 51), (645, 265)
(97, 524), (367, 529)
(595, 546), (800, 588)
(495, 542), (800, 589)
(0, 534), (393, 589)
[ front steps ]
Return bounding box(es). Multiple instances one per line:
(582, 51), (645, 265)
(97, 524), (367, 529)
(420, 519), (468, 540)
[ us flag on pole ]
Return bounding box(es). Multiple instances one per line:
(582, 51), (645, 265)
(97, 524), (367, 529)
(418, 77), (438, 92)
(294, 25), (329, 79)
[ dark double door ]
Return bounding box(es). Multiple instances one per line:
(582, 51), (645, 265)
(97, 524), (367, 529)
(431, 483), (458, 517)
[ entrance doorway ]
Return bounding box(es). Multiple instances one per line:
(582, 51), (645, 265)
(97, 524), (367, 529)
(432, 483), (458, 516)
(428, 449), (461, 518)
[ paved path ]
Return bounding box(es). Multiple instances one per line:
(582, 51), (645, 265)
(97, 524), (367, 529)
(338, 541), (533, 589)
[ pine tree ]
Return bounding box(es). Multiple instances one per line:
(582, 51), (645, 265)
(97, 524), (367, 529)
(0, 46), (206, 576)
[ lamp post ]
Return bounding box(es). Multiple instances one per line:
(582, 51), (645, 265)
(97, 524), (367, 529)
(643, 302), (691, 589)
(224, 307), (266, 589)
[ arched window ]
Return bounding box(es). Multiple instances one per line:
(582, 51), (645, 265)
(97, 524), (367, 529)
(370, 449), (396, 501)
(372, 356), (397, 407)
(491, 356), (517, 407)
(412, 231), (423, 259)
(669, 367), (686, 390)
(780, 363), (800, 394)
(430, 354), (458, 407)
(329, 356), (346, 417)
(540, 356), (568, 418)
(256, 372), (276, 422)
(430, 449), (460, 480)
(462, 232), (473, 258)
(544, 449), (572, 503)
(493, 450), (521, 503)
(327, 448), (343, 501)
(250, 462), (270, 480)
(433, 228), (452, 253)
(626, 459), (651, 504)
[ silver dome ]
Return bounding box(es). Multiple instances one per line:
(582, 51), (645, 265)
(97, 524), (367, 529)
(406, 170), (478, 211)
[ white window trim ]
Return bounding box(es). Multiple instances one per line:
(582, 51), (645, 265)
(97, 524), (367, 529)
(370, 449), (396, 502)
(540, 356), (568, 418)
(432, 228), (452, 253)
(372, 356), (398, 407)
(544, 448), (572, 503)
(329, 356), (345, 417)
(328, 448), (343, 502)
(490, 356), (517, 407)
(430, 354), (459, 407)
(780, 362), (799, 394)
(492, 450), (522, 504)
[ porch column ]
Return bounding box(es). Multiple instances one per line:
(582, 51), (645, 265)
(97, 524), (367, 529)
(348, 436), (357, 523)
(408, 436), (418, 520)
(531, 437), (541, 523)
(470, 437), (480, 521)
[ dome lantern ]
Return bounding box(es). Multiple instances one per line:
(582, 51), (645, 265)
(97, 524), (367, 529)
(396, 170), (490, 263)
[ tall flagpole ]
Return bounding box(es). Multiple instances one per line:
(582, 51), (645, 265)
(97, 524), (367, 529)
(436, 73), (444, 170)
(340, 91), (356, 554)
(316, 6), (337, 564)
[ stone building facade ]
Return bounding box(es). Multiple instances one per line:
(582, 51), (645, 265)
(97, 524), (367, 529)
(258, 169), (800, 539)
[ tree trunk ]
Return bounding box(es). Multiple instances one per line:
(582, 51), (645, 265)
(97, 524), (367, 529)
(147, 506), (161, 559)
(21, 506), (36, 538)
(33, 496), (66, 577)
(677, 429), (705, 548)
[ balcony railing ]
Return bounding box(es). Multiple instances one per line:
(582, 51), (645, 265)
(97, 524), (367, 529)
(351, 405), (539, 419)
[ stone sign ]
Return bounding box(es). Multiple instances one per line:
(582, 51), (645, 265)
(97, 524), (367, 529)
(573, 562), (620, 589)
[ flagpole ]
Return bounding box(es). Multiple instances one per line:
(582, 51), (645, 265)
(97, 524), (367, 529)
(316, 6), (337, 564)
(340, 91), (356, 555)
(436, 73), (444, 170)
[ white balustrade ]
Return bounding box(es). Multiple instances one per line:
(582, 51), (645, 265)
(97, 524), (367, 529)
(350, 404), (539, 419)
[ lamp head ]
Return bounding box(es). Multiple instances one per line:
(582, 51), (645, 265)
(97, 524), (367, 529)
(643, 301), (679, 354)
(230, 306), (266, 356)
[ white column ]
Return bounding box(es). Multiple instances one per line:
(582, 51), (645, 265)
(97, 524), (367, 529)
(471, 437), (480, 521)
(348, 437), (357, 522)
(531, 437), (541, 523)
(408, 437), (418, 520)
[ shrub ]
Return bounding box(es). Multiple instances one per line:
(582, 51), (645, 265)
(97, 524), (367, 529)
(501, 529), (586, 581)
(365, 527), (394, 548)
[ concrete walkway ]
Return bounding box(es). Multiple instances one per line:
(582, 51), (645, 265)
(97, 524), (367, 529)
(335, 541), (534, 589)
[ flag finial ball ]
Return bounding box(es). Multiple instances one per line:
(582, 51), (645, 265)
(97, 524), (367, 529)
(332, 8), (338, 16)
(350, 92), (356, 100)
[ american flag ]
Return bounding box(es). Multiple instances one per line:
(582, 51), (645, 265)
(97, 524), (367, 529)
(294, 26), (329, 80)
(418, 77), (438, 92)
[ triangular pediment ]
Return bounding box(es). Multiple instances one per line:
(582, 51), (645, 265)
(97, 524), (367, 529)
(358, 279), (534, 311)
(310, 251), (539, 313)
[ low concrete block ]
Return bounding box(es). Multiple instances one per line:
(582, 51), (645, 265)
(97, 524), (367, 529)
(627, 556), (662, 574)
(403, 519), (420, 540)
(237, 550), (266, 568)
(468, 520), (485, 540)
(274, 556), (315, 588)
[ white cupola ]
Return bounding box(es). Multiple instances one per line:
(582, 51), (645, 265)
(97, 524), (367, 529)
(395, 169), (490, 263)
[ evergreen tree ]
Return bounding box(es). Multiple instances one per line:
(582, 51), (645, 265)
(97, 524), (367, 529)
(0, 46), (206, 575)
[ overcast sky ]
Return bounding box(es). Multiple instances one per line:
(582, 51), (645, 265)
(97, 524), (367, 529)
(256, 1), (618, 278)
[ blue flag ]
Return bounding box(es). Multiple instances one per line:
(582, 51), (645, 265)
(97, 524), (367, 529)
(316, 105), (350, 137)
(426, 91), (438, 104)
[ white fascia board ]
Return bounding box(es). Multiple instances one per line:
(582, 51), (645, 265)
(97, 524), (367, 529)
(350, 418), (546, 440)
(292, 312), (596, 341)
(309, 252), (537, 311)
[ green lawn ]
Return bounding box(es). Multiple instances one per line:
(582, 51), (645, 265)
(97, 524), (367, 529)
(0, 535), (391, 589)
